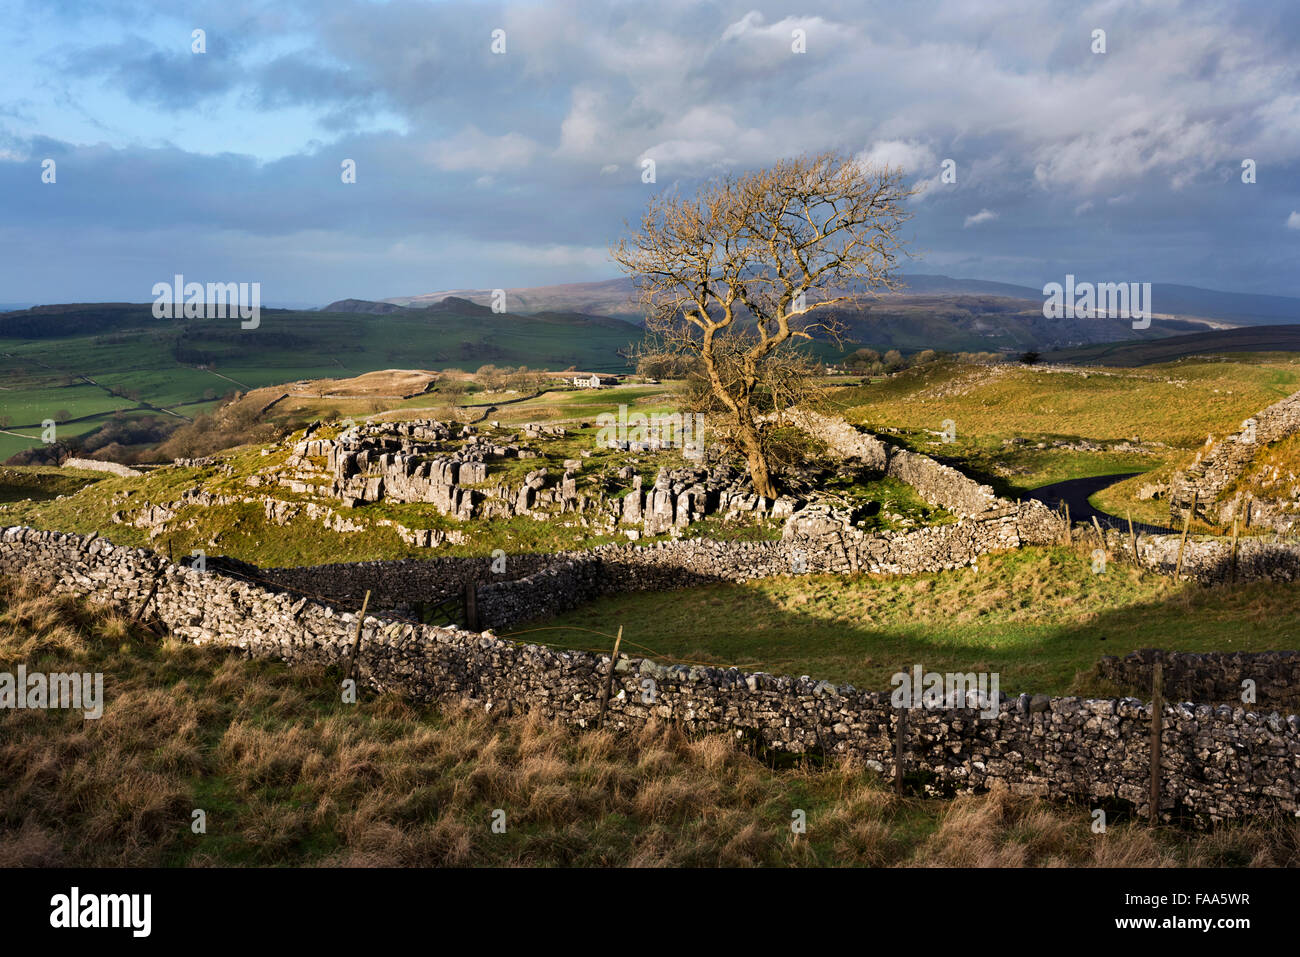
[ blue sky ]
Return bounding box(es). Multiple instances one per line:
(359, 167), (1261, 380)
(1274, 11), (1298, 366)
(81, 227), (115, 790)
(3, 0), (1299, 306)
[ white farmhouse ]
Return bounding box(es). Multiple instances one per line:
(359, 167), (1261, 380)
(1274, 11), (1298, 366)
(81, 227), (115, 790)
(571, 373), (619, 388)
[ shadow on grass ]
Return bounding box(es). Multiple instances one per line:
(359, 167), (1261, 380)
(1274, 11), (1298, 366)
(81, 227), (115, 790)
(516, 553), (1300, 710)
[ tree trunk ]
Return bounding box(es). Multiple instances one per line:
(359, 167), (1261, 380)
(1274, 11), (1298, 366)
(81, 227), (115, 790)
(736, 416), (776, 499)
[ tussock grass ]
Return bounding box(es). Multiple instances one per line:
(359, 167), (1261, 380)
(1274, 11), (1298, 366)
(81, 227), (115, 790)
(1, 576), (1297, 867)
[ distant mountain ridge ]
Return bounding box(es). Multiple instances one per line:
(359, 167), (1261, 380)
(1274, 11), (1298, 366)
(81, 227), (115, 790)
(319, 298), (410, 315)
(381, 279), (643, 318)
(320, 293), (636, 329)
(376, 274), (1300, 328)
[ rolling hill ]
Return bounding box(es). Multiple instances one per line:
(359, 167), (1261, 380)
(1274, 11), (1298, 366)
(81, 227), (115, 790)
(1044, 325), (1300, 366)
(384, 274), (1300, 328)
(824, 297), (1206, 353)
(0, 299), (639, 460)
(6, 273), (1300, 462)
(383, 279), (645, 318)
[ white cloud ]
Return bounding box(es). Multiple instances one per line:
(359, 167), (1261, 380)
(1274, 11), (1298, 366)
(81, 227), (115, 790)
(720, 11), (765, 43)
(423, 127), (539, 172)
(720, 11), (840, 45)
(859, 140), (936, 173)
(557, 87), (608, 159)
(12, 0), (1300, 299)
(858, 140), (942, 198)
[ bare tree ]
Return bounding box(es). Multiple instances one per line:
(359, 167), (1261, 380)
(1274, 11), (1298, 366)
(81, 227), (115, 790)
(612, 151), (914, 497)
(475, 364), (505, 391)
(439, 376), (468, 407)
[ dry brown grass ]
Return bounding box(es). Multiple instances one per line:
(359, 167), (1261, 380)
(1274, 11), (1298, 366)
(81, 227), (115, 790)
(0, 575), (1296, 868)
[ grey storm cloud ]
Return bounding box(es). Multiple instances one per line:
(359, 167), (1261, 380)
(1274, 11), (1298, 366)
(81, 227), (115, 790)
(69, 32), (251, 110)
(3, 0), (1300, 302)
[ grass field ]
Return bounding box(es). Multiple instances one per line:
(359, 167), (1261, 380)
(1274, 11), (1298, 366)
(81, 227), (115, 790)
(0, 378), (962, 566)
(840, 358), (1299, 450)
(6, 352), (1300, 562)
(0, 465), (106, 503)
(1047, 329), (1300, 366)
(0, 303), (643, 460)
(0, 447), (937, 568)
(5, 353), (1300, 867)
(826, 357), (1300, 525)
(527, 546), (1300, 701)
(3, 576), (1294, 867)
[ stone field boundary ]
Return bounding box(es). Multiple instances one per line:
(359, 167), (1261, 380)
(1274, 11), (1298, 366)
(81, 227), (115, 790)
(3, 524), (1298, 824)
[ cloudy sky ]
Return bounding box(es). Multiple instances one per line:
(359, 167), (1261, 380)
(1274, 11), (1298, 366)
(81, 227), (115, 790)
(3, 0), (1299, 306)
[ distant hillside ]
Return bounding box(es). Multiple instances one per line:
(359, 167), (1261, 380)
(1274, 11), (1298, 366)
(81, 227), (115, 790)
(0, 303), (234, 339)
(0, 300), (638, 461)
(320, 298), (410, 315)
(382, 273), (1300, 329)
(1045, 325), (1300, 366)
(896, 276), (1300, 326)
(385, 279), (644, 319)
(7, 278), (1299, 462)
(379, 273), (1300, 355)
(319, 295), (636, 331)
(829, 296), (1209, 353)
(1139, 284), (1300, 326)
(894, 275), (1042, 298)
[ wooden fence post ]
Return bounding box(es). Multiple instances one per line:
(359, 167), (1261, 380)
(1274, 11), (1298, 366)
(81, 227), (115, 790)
(133, 567), (165, 622)
(1149, 658), (1163, 826)
(345, 590), (372, 683)
(894, 708), (908, 796)
(1062, 501), (1072, 546)
(1127, 511), (1138, 565)
(1174, 492), (1196, 579)
(596, 626), (623, 730)
(464, 580), (479, 631)
(1230, 517), (1240, 584)
(1091, 515), (1106, 551)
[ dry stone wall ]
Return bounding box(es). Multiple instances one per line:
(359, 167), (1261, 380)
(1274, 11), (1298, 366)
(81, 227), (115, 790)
(1169, 387), (1300, 522)
(232, 499), (1062, 629)
(1228, 498), (1300, 534)
(1097, 649), (1300, 711)
(257, 552), (560, 613)
(62, 458), (142, 477)
(1134, 533), (1300, 583)
(2, 524), (1297, 824)
(778, 410), (1003, 517)
(477, 501), (1063, 630)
